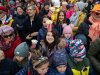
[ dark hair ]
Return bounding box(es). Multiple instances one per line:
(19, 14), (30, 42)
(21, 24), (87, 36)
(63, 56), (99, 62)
(56, 10), (66, 24)
(42, 15), (50, 22)
(16, 6), (24, 11)
(36, 2), (42, 10)
(43, 29), (59, 51)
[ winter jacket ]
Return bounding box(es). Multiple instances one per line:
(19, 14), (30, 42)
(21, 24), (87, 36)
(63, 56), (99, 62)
(4, 36), (21, 59)
(67, 55), (95, 75)
(11, 13), (27, 41)
(70, 11), (86, 34)
(88, 38), (100, 73)
(0, 58), (20, 75)
(16, 59), (55, 75)
(76, 18), (92, 50)
(37, 27), (47, 43)
(23, 15), (42, 39)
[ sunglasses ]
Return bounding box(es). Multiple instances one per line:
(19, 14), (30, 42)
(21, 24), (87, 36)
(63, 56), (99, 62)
(3, 33), (13, 38)
(95, 12), (100, 15)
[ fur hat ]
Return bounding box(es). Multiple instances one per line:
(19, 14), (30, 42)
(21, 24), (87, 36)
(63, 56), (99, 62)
(14, 42), (29, 57)
(69, 39), (86, 58)
(51, 49), (67, 67)
(0, 5), (8, 12)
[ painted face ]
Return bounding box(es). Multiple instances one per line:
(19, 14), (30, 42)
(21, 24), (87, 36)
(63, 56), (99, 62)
(74, 58), (83, 62)
(56, 65), (67, 74)
(27, 6), (36, 17)
(64, 33), (72, 39)
(46, 32), (54, 44)
(59, 12), (64, 22)
(15, 56), (24, 62)
(3, 30), (14, 44)
(17, 7), (23, 15)
(43, 18), (49, 28)
(35, 62), (49, 75)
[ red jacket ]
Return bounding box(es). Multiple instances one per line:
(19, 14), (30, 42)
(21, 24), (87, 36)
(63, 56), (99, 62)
(4, 36), (21, 59)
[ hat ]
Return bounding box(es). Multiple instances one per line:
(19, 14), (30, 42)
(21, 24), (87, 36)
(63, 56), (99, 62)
(44, 2), (50, 7)
(91, 4), (100, 13)
(75, 34), (87, 45)
(9, 0), (15, 5)
(0, 25), (14, 35)
(52, 49), (67, 67)
(0, 5), (8, 12)
(63, 25), (73, 34)
(75, 1), (85, 11)
(14, 42), (29, 57)
(69, 39), (86, 58)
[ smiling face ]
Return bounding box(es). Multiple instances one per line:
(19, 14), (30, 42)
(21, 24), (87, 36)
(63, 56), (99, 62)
(56, 65), (67, 74)
(27, 6), (36, 17)
(59, 12), (64, 22)
(46, 32), (54, 44)
(16, 7), (23, 15)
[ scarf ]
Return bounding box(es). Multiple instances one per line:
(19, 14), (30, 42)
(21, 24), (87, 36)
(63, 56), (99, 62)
(88, 16), (100, 42)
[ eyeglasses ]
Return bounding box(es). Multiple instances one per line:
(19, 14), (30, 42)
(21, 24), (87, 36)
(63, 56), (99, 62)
(3, 33), (13, 38)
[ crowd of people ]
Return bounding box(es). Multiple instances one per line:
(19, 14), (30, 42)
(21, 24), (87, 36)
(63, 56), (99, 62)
(0, 0), (100, 75)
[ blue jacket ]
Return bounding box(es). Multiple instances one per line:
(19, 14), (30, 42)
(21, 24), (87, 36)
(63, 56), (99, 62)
(37, 27), (47, 43)
(15, 59), (56, 75)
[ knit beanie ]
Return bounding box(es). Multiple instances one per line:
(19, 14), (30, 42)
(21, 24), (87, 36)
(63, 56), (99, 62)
(75, 34), (87, 46)
(0, 5), (8, 12)
(0, 25), (14, 35)
(75, 1), (85, 11)
(14, 42), (29, 57)
(63, 25), (73, 34)
(52, 49), (67, 67)
(69, 39), (86, 58)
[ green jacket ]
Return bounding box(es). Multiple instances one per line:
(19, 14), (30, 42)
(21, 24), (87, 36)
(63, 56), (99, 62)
(88, 38), (100, 73)
(66, 52), (94, 75)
